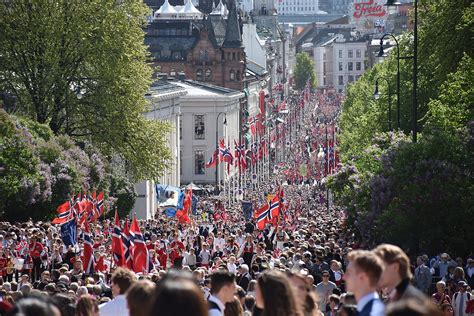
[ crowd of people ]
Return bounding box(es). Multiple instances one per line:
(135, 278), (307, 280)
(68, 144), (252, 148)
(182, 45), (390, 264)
(0, 188), (473, 316)
(0, 90), (472, 316)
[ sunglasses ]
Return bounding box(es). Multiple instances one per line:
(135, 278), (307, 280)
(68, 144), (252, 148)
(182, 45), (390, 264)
(322, 275), (330, 277)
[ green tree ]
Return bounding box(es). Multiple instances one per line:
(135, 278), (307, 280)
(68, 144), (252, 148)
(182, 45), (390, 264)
(0, 0), (171, 181)
(294, 52), (316, 90)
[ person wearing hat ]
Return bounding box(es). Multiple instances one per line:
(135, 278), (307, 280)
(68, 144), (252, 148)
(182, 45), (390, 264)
(452, 281), (471, 316)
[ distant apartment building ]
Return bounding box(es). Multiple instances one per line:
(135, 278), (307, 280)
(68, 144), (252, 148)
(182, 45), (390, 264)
(313, 33), (368, 93)
(276, 0), (321, 15)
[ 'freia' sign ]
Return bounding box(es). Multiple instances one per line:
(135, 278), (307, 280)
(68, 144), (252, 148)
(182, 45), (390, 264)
(353, 0), (386, 19)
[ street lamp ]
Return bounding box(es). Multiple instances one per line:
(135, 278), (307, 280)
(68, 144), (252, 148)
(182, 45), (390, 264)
(377, 34), (403, 130)
(215, 112), (227, 190)
(373, 77), (393, 131)
(383, 0), (418, 142)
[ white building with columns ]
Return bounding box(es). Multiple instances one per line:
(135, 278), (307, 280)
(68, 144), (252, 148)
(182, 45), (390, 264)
(132, 79), (243, 219)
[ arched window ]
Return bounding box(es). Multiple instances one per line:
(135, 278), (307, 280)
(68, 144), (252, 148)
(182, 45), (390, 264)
(229, 70), (235, 81)
(205, 69), (212, 81)
(196, 69), (203, 81)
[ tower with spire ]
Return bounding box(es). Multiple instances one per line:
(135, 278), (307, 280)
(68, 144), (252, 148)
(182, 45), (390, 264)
(220, 0), (245, 90)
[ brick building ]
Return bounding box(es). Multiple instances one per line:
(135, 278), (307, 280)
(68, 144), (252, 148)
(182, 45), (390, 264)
(145, 0), (246, 91)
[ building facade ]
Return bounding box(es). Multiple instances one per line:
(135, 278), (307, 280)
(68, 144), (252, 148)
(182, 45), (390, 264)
(132, 81), (187, 219)
(145, 0), (246, 91)
(313, 34), (368, 93)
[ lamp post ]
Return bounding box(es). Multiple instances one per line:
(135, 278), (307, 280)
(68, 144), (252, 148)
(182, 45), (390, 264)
(382, 0), (418, 142)
(373, 77), (393, 130)
(215, 112), (227, 191)
(377, 34), (401, 129)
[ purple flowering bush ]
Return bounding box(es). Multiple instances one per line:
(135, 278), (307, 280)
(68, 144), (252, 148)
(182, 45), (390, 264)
(0, 110), (136, 221)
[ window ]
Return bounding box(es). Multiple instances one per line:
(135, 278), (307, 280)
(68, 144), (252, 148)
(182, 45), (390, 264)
(194, 115), (205, 140)
(338, 75), (344, 85)
(348, 62), (353, 71)
(236, 70), (241, 81)
(230, 70), (235, 81)
(348, 50), (353, 58)
(339, 50), (343, 58)
(323, 77), (327, 85)
(172, 51), (181, 60)
(232, 52), (236, 60)
(356, 62), (361, 71)
(356, 49), (361, 58)
(194, 150), (205, 175)
(348, 75), (354, 82)
(179, 117), (182, 140)
(205, 69), (212, 81)
(338, 62), (343, 71)
(196, 69), (203, 81)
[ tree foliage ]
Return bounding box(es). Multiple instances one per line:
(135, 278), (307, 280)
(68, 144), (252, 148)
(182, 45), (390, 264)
(0, 0), (171, 181)
(331, 0), (474, 256)
(294, 52), (317, 90)
(0, 110), (137, 221)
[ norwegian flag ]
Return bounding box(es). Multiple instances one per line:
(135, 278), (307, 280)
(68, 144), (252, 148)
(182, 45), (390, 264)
(51, 201), (73, 225)
(205, 149), (219, 168)
(219, 139), (233, 165)
(234, 139), (247, 172)
(254, 203), (270, 230)
(93, 191), (105, 221)
(121, 219), (133, 270)
(268, 195), (280, 226)
(130, 215), (150, 273)
(82, 219), (95, 274)
(112, 209), (125, 267)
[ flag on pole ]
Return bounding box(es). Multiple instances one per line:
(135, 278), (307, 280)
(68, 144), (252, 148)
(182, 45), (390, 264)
(82, 219), (95, 274)
(52, 201), (73, 225)
(122, 219), (133, 270)
(205, 149), (219, 168)
(129, 215), (150, 273)
(254, 203), (270, 230)
(60, 218), (77, 247)
(112, 210), (125, 267)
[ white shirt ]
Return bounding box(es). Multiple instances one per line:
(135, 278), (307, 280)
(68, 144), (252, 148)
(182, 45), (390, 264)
(208, 294), (225, 316)
(356, 292), (385, 316)
(99, 294), (129, 316)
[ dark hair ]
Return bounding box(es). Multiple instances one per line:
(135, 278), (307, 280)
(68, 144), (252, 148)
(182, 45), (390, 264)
(50, 293), (76, 316)
(244, 295), (255, 311)
(6, 296), (59, 316)
(257, 270), (303, 316)
(210, 271), (236, 294)
(111, 267), (135, 294)
(150, 279), (207, 316)
(337, 304), (358, 316)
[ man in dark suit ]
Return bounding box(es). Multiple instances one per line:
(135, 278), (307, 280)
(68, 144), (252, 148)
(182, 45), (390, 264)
(343, 250), (385, 316)
(414, 256), (432, 294)
(236, 264), (251, 291)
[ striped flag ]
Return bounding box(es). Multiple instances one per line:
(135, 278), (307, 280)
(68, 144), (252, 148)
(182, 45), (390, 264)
(130, 215), (150, 273)
(112, 209), (125, 267)
(82, 219), (95, 274)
